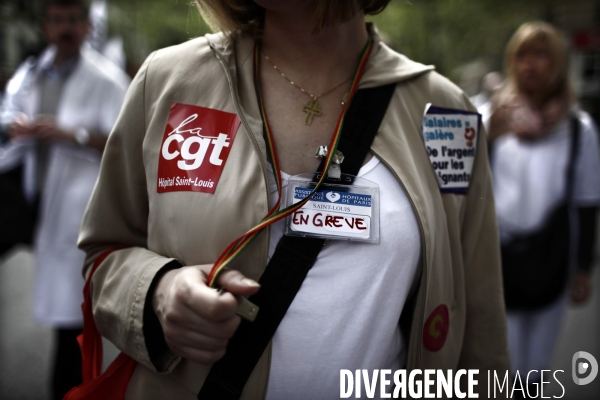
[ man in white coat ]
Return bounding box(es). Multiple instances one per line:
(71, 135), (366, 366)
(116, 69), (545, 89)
(0, 0), (129, 398)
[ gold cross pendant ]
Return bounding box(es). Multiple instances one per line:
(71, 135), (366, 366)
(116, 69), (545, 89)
(302, 98), (322, 126)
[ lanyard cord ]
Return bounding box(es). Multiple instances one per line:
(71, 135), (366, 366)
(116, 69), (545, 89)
(206, 38), (373, 287)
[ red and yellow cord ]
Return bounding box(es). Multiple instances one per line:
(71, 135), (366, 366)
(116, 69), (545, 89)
(206, 39), (374, 287)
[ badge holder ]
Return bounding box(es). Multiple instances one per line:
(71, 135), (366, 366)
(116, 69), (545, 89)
(284, 147), (380, 243)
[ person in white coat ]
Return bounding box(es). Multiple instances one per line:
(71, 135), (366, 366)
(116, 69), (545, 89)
(482, 22), (600, 397)
(0, 0), (129, 398)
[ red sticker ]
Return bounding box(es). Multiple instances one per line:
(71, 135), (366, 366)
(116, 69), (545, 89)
(423, 304), (449, 352)
(157, 103), (241, 194)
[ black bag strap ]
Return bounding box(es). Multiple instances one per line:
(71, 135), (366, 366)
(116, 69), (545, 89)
(198, 83), (397, 399)
(566, 113), (581, 204)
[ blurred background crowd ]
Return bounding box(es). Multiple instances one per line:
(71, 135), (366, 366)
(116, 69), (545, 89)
(2, 0), (600, 119)
(1, 0), (599, 399)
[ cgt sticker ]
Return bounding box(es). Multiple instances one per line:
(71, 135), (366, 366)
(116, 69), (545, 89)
(423, 304), (449, 352)
(157, 103), (241, 194)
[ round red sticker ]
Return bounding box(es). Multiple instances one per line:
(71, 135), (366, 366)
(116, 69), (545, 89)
(422, 304), (449, 352)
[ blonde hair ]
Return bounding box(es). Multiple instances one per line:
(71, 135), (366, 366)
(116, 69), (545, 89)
(502, 21), (573, 103)
(195, 0), (391, 36)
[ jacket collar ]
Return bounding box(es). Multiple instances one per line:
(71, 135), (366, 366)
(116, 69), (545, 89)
(203, 23), (436, 168)
(360, 24), (434, 88)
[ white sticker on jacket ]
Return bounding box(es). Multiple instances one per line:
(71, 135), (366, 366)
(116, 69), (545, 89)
(422, 104), (481, 194)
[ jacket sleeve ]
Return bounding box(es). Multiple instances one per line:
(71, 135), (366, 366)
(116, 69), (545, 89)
(0, 58), (34, 130)
(457, 95), (511, 375)
(78, 53), (180, 373)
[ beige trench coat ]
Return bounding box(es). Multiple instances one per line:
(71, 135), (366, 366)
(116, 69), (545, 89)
(79, 25), (510, 399)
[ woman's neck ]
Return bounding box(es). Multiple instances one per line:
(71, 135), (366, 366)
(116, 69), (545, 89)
(260, 8), (369, 94)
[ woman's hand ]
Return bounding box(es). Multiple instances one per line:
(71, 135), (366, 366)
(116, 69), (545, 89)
(152, 265), (260, 365)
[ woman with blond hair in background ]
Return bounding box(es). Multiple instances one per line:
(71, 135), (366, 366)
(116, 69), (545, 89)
(484, 21), (600, 396)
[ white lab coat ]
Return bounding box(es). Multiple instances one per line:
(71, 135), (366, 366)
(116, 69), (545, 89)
(0, 44), (130, 327)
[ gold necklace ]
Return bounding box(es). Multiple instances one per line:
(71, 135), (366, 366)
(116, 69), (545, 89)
(263, 52), (351, 126)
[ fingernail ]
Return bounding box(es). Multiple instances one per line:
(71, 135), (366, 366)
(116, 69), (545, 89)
(241, 278), (260, 288)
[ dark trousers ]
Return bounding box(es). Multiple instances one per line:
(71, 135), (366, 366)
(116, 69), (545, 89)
(52, 327), (83, 400)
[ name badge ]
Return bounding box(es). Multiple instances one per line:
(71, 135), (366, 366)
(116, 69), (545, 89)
(285, 173), (380, 243)
(422, 104), (481, 194)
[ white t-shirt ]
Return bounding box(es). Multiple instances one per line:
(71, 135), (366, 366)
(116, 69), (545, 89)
(487, 110), (600, 241)
(265, 157), (422, 400)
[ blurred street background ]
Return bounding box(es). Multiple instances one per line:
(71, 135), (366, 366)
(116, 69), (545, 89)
(2, 0), (600, 399)
(3, 0), (600, 120)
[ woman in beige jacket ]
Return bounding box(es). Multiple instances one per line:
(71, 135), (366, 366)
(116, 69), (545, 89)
(78, 0), (510, 398)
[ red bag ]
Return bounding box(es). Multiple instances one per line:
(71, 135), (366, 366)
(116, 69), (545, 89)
(64, 249), (138, 400)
